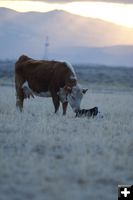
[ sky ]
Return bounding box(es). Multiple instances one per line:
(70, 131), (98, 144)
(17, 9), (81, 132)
(0, 0), (133, 27)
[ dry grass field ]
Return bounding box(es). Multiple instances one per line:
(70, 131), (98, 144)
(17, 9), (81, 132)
(0, 80), (133, 200)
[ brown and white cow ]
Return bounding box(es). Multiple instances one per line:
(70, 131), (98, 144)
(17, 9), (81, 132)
(15, 55), (87, 115)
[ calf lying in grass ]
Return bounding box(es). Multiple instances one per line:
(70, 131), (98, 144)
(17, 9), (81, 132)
(75, 107), (99, 118)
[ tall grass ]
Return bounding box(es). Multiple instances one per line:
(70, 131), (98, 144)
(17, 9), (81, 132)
(0, 85), (133, 200)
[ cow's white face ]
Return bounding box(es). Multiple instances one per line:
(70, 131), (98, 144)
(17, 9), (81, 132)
(67, 84), (88, 112)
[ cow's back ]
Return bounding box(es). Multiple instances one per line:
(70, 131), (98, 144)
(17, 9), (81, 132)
(15, 55), (74, 93)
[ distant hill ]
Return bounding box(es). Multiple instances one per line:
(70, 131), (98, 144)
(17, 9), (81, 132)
(0, 7), (133, 66)
(51, 45), (133, 66)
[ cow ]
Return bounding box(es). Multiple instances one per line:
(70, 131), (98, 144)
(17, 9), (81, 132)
(15, 55), (88, 115)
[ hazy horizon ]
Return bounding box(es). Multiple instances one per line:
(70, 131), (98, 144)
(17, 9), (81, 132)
(0, 6), (133, 65)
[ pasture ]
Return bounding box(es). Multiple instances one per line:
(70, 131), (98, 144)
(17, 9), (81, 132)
(0, 76), (133, 200)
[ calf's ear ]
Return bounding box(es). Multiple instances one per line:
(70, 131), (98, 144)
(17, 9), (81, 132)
(82, 88), (88, 94)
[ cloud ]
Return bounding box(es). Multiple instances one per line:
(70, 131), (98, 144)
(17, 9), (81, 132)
(5, 0), (133, 3)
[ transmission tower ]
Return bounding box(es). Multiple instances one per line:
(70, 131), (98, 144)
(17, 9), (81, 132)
(44, 36), (49, 60)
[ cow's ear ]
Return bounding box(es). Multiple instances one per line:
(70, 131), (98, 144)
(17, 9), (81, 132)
(82, 88), (88, 94)
(64, 86), (72, 94)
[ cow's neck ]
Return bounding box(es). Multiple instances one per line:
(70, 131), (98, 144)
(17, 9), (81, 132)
(66, 78), (77, 87)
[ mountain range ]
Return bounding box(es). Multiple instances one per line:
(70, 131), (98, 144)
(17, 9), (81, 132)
(0, 7), (133, 66)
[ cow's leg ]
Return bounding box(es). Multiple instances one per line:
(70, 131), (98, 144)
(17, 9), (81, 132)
(62, 102), (68, 115)
(15, 74), (25, 112)
(16, 97), (24, 112)
(51, 92), (60, 113)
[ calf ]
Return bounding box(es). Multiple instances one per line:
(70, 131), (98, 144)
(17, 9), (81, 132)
(75, 107), (98, 118)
